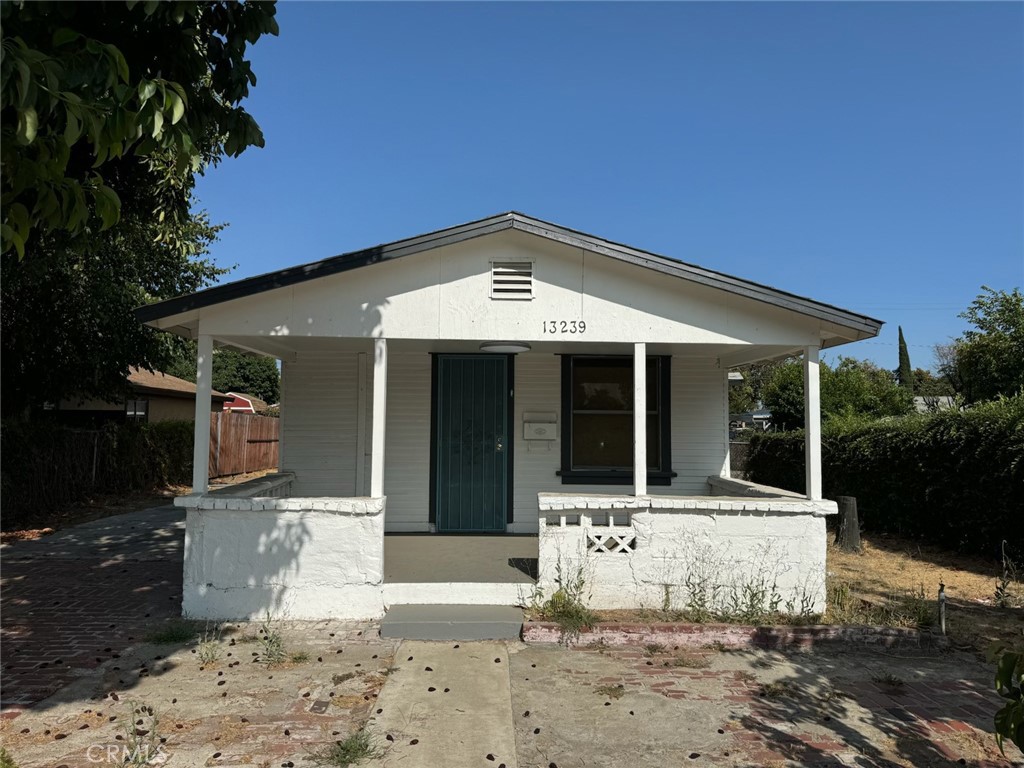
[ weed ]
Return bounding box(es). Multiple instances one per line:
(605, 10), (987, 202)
(144, 619), (198, 645)
(379, 666), (400, 676)
(258, 613), (287, 666)
(332, 672), (358, 685)
(704, 641), (727, 652)
(872, 673), (906, 689)
(643, 643), (665, 657)
(120, 700), (163, 767)
(534, 557), (596, 645)
(736, 671), (758, 684)
(197, 622), (222, 666)
(825, 579), (935, 629)
(0, 747), (17, 768)
(670, 652), (711, 669)
(288, 651), (310, 664)
(594, 684), (626, 699)
(995, 540), (1020, 609)
(757, 681), (800, 700)
(308, 729), (383, 767)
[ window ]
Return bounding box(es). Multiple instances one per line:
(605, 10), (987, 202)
(559, 356), (673, 485)
(125, 399), (149, 423)
(490, 261), (533, 300)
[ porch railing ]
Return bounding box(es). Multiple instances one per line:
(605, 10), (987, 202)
(207, 471), (295, 499)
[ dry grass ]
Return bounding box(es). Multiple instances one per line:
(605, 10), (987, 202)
(828, 533), (1024, 654)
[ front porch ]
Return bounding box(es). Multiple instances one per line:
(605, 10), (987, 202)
(175, 472), (835, 620)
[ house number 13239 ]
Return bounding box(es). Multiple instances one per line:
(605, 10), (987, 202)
(542, 320), (587, 334)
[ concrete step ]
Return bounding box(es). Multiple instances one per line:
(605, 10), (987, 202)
(381, 604), (524, 640)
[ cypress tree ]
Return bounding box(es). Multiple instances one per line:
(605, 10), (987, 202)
(897, 326), (914, 391)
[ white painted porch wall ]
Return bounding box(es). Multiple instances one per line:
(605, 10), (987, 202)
(280, 350), (729, 533)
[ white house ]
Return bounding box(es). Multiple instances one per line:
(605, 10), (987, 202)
(136, 212), (882, 620)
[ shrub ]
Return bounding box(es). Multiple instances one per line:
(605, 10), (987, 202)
(747, 395), (1024, 556)
(0, 420), (195, 529)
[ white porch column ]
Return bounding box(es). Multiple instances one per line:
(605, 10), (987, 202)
(192, 334), (214, 494)
(803, 345), (823, 501)
(370, 338), (388, 498)
(633, 342), (647, 496)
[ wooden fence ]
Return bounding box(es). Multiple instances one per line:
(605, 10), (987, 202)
(208, 412), (279, 478)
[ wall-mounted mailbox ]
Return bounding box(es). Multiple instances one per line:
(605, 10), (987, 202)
(523, 412), (557, 441)
(524, 422), (557, 440)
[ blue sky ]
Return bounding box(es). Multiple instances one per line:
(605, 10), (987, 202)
(194, 1), (1023, 370)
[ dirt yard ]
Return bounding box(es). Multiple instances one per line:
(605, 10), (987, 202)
(828, 533), (1024, 656)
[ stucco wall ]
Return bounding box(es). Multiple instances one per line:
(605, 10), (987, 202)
(181, 498), (385, 620)
(537, 495), (834, 614)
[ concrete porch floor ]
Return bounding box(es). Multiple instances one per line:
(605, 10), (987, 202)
(383, 534), (538, 584)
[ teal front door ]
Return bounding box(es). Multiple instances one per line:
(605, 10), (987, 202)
(433, 355), (511, 533)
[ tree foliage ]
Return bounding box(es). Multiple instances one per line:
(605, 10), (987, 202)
(0, 208), (226, 417)
(0, 1), (277, 417)
(167, 345), (280, 404)
(896, 326), (914, 391)
(728, 360), (785, 414)
(1, 0), (278, 257)
(763, 356), (915, 430)
(912, 368), (953, 398)
(940, 287), (1024, 404)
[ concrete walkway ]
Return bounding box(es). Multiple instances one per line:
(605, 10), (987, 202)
(364, 640), (519, 768)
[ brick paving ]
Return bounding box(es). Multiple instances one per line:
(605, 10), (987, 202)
(512, 644), (1022, 767)
(1, 509), (183, 710)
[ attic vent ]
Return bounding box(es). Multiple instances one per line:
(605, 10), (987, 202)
(491, 261), (533, 300)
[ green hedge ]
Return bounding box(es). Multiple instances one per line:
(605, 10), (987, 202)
(747, 396), (1024, 556)
(0, 420), (194, 530)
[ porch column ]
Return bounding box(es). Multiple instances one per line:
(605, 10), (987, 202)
(192, 334), (213, 494)
(803, 344), (822, 501)
(370, 338), (388, 498)
(634, 342), (647, 496)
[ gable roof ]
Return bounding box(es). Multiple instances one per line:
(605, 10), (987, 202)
(135, 211), (883, 337)
(128, 367), (230, 401)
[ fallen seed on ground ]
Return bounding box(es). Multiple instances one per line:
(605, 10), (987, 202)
(689, 754), (700, 760)
(410, 739), (419, 745)
(534, 728), (540, 734)
(487, 755), (495, 762)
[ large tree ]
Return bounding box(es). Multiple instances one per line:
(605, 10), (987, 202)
(728, 359), (786, 414)
(896, 326), (914, 392)
(167, 345), (280, 404)
(763, 356), (915, 430)
(0, 1), (278, 417)
(1, 0), (278, 256)
(939, 287), (1024, 403)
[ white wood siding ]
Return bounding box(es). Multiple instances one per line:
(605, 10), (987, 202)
(510, 354), (727, 532)
(377, 353), (432, 531)
(280, 352), (358, 497)
(282, 350), (728, 534)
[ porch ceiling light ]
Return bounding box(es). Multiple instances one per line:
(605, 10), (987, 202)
(479, 341), (531, 353)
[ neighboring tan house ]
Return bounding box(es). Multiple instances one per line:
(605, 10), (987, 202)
(223, 392), (268, 414)
(58, 368), (230, 425)
(136, 212), (882, 621)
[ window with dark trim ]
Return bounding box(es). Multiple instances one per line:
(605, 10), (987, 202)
(125, 399), (149, 423)
(559, 356), (673, 485)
